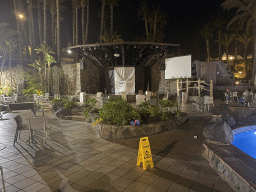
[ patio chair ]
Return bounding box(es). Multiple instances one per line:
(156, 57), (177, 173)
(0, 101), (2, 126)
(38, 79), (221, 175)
(192, 97), (204, 112)
(145, 91), (151, 101)
(12, 94), (18, 103)
(13, 115), (23, 146)
(244, 95), (253, 107)
(43, 93), (49, 102)
(33, 94), (38, 103)
(232, 92), (238, 102)
(28, 116), (48, 145)
(204, 96), (214, 112)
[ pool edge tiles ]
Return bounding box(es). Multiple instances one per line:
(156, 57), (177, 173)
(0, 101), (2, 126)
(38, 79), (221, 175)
(232, 125), (256, 135)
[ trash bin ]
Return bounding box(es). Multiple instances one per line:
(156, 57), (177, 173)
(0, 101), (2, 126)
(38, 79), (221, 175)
(182, 92), (188, 103)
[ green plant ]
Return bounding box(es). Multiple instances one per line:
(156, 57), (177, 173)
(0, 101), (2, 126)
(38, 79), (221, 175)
(160, 111), (174, 121)
(83, 98), (97, 118)
(22, 73), (43, 97)
(64, 100), (78, 110)
(7, 87), (15, 96)
(51, 98), (61, 104)
(148, 105), (160, 117)
(175, 110), (182, 116)
(96, 97), (140, 127)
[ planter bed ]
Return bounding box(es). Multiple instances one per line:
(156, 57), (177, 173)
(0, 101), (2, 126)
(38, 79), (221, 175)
(59, 115), (87, 121)
(97, 113), (189, 141)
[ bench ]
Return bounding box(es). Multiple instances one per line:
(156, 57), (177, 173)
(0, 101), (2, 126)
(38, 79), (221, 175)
(13, 115), (23, 146)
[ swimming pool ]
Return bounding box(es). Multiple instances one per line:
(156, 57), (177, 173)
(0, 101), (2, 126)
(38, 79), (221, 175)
(232, 126), (256, 160)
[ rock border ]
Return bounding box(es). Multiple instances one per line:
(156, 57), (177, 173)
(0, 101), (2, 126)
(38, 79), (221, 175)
(97, 113), (189, 141)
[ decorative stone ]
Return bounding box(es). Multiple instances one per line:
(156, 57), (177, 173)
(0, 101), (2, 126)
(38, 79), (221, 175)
(203, 120), (233, 144)
(55, 109), (70, 118)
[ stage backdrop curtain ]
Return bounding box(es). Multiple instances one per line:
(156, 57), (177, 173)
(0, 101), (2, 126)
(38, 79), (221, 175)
(114, 67), (135, 94)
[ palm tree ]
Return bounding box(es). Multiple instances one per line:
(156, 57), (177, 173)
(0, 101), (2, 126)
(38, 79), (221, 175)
(43, 0), (47, 44)
(5, 39), (18, 88)
(217, 33), (236, 63)
(81, 0), (86, 44)
(106, 0), (119, 34)
(26, 0), (35, 61)
(99, 31), (124, 43)
(237, 32), (253, 79)
(138, 1), (150, 40)
(37, 0), (42, 45)
(222, 0), (256, 82)
(198, 22), (214, 62)
(56, 0), (61, 65)
(212, 15), (226, 60)
(100, 0), (106, 43)
(0, 23), (18, 86)
(85, 0), (89, 44)
(35, 44), (56, 93)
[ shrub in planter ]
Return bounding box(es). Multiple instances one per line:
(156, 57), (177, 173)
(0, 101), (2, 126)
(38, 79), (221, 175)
(94, 97), (140, 127)
(63, 100), (78, 115)
(83, 98), (98, 119)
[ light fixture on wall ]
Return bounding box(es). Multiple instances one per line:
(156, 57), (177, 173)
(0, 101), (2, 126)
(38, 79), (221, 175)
(105, 54), (108, 58)
(114, 53), (120, 57)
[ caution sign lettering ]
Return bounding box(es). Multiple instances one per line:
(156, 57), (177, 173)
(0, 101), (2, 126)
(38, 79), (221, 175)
(137, 137), (154, 170)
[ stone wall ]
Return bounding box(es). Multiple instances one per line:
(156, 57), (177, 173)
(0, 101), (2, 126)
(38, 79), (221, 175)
(151, 54), (177, 95)
(0, 65), (24, 95)
(80, 57), (100, 94)
(60, 61), (78, 95)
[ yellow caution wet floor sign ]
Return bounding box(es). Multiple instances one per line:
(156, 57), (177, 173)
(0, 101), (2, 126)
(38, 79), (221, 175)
(137, 137), (154, 170)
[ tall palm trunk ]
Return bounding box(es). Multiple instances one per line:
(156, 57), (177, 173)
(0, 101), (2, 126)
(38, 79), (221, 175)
(81, 0), (86, 44)
(38, 0), (42, 45)
(244, 45), (248, 79)
(144, 12), (148, 39)
(51, 12), (57, 56)
(85, 0), (89, 44)
(72, 2), (76, 46)
(27, 0), (35, 61)
(111, 3), (113, 34)
(30, 1), (36, 50)
(0, 52), (7, 86)
(235, 39), (238, 63)
(226, 45), (229, 63)
(56, 0), (61, 65)
(100, 0), (105, 43)
(75, 6), (78, 45)
(218, 30), (221, 60)
(13, 0), (23, 62)
(206, 40), (210, 62)
(9, 52), (13, 88)
(43, 0), (47, 44)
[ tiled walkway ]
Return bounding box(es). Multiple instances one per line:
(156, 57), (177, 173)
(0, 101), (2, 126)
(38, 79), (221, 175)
(0, 103), (234, 192)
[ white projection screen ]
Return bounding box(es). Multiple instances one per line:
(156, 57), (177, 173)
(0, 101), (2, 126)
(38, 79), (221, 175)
(114, 67), (135, 94)
(165, 55), (191, 79)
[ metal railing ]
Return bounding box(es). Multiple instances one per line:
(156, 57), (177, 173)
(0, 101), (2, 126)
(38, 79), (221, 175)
(177, 78), (213, 98)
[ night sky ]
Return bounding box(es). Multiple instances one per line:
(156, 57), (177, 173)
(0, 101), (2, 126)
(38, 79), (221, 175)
(0, 0), (239, 61)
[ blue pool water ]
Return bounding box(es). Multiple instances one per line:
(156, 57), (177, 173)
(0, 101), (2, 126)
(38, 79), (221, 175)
(232, 130), (256, 159)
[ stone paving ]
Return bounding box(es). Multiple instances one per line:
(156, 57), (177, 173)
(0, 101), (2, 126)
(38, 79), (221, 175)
(0, 102), (235, 192)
